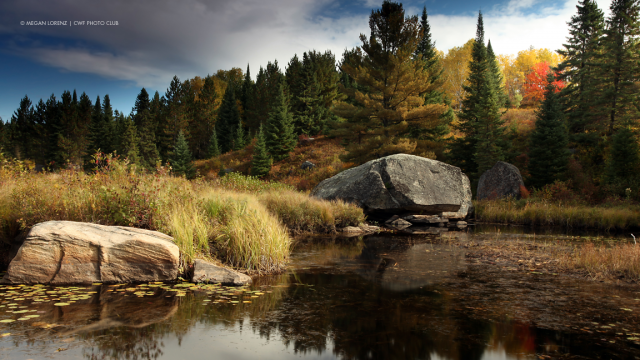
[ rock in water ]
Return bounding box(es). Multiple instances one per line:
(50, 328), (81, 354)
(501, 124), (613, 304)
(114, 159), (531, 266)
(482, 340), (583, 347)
(2, 221), (179, 284)
(191, 259), (251, 285)
(310, 154), (473, 217)
(477, 161), (525, 200)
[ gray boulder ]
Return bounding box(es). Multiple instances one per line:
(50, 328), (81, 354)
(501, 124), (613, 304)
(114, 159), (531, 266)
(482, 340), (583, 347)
(191, 259), (251, 285)
(477, 161), (525, 200)
(310, 154), (473, 217)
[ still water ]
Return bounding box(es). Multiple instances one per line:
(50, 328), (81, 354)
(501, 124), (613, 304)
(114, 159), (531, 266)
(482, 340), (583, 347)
(1, 229), (640, 359)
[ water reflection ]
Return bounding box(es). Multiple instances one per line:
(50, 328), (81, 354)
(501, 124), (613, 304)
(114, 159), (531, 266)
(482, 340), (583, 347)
(1, 233), (640, 359)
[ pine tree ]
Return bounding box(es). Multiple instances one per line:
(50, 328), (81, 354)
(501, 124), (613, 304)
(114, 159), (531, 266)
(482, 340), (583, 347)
(332, 1), (446, 164)
(133, 88), (151, 129)
(606, 125), (640, 189)
(233, 121), (246, 151)
(557, 0), (605, 156)
(217, 82), (241, 153)
(251, 124), (272, 177)
(265, 83), (297, 162)
(240, 65), (258, 135)
(160, 76), (188, 161)
(528, 73), (570, 189)
(208, 126), (220, 158)
(597, 0), (640, 135)
(9, 95), (34, 160)
(170, 130), (195, 179)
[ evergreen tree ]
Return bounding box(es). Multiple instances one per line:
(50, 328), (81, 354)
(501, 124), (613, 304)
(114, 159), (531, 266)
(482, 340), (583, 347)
(415, 6), (444, 105)
(133, 88), (151, 129)
(486, 40), (509, 108)
(101, 95), (115, 154)
(448, 11), (489, 178)
(597, 0), (640, 135)
(528, 73), (570, 189)
(233, 121), (246, 151)
(240, 65), (258, 134)
(86, 95), (103, 162)
(251, 124), (272, 177)
(137, 110), (160, 170)
(9, 95), (34, 160)
(217, 82), (241, 153)
(208, 126), (220, 158)
(332, 1), (446, 164)
(170, 130), (196, 179)
(149, 91), (164, 158)
(557, 0), (605, 156)
(118, 115), (140, 164)
(265, 83), (297, 162)
(160, 76), (188, 160)
(605, 125), (640, 188)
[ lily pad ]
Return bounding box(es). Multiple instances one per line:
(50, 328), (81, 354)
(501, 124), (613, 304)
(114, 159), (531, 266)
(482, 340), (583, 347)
(54, 303), (70, 306)
(0, 319), (15, 323)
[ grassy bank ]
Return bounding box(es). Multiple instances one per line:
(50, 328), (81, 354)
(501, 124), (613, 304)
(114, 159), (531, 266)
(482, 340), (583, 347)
(0, 154), (364, 273)
(474, 198), (640, 230)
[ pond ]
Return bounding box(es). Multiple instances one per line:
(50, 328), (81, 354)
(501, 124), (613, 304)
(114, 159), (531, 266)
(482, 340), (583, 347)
(1, 228), (640, 359)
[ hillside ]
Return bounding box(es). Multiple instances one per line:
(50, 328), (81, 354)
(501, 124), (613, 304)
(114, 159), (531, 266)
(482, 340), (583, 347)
(195, 136), (354, 191)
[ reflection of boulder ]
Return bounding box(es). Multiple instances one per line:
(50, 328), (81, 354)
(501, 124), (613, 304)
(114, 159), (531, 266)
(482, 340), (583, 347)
(311, 154), (473, 218)
(353, 237), (466, 291)
(2, 221), (180, 284)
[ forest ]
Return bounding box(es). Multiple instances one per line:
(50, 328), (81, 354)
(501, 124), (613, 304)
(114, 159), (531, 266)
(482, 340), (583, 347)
(1, 0), (639, 203)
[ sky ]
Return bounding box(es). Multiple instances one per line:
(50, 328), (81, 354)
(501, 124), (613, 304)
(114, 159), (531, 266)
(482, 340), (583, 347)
(0, 0), (613, 122)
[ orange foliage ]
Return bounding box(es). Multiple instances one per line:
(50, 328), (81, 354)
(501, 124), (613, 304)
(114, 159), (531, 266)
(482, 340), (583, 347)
(522, 62), (565, 104)
(194, 136), (353, 191)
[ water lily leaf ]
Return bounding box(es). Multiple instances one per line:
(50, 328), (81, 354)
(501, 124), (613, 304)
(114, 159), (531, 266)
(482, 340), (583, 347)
(0, 333), (9, 337)
(54, 303), (70, 306)
(0, 319), (15, 323)
(621, 308), (633, 312)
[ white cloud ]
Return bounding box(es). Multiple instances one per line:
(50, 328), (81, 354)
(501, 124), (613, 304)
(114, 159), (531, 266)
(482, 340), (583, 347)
(0, 0), (617, 89)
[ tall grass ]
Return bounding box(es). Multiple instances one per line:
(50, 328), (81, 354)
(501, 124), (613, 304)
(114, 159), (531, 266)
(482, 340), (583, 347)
(259, 190), (364, 233)
(0, 154), (363, 272)
(475, 198), (640, 230)
(561, 242), (640, 281)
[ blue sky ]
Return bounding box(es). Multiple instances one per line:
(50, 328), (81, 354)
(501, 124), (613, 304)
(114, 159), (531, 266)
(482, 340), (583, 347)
(0, 0), (612, 122)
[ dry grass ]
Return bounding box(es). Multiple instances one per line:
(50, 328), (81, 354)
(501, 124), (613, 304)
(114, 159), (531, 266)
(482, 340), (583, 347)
(475, 198), (640, 230)
(561, 242), (640, 281)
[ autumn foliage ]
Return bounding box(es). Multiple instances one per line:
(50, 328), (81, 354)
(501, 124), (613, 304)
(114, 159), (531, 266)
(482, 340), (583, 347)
(523, 62), (566, 104)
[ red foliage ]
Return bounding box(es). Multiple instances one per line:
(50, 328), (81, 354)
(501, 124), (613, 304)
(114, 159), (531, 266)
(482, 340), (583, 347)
(519, 184), (530, 199)
(523, 62), (566, 104)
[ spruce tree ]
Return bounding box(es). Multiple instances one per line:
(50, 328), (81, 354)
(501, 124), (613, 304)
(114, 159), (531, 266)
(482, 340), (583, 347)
(265, 83), (297, 162)
(597, 0), (640, 135)
(133, 88), (150, 129)
(415, 6), (444, 105)
(251, 124), (272, 177)
(137, 110), (159, 170)
(208, 126), (220, 158)
(170, 130), (196, 179)
(556, 0), (605, 155)
(486, 40), (509, 108)
(528, 73), (570, 189)
(606, 125), (640, 189)
(448, 11), (490, 178)
(160, 76), (188, 160)
(9, 95), (34, 160)
(233, 121), (246, 151)
(101, 95), (115, 154)
(118, 116), (140, 164)
(217, 82), (241, 153)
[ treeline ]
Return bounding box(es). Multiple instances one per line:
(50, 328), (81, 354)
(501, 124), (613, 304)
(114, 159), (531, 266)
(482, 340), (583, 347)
(0, 51), (342, 175)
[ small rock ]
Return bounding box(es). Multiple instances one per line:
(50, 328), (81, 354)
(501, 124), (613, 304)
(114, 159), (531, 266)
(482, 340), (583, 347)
(359, 224), (380, 232)
(191, 259), (251, 286)
(403, 215), (445, 224)
(300, 161), (315, 170)
(341, 226), (363, 233)
(389, 218), (412, 227)
(384, 215), (400, 224)
(300, 138), (315, 146)
(456, 221), (467, 226)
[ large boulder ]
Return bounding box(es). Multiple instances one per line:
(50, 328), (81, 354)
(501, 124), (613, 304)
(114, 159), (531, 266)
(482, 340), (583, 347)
(477, 161), (525, 200)
(1, 221), (180, 284)
(310, 154), (473, 217)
